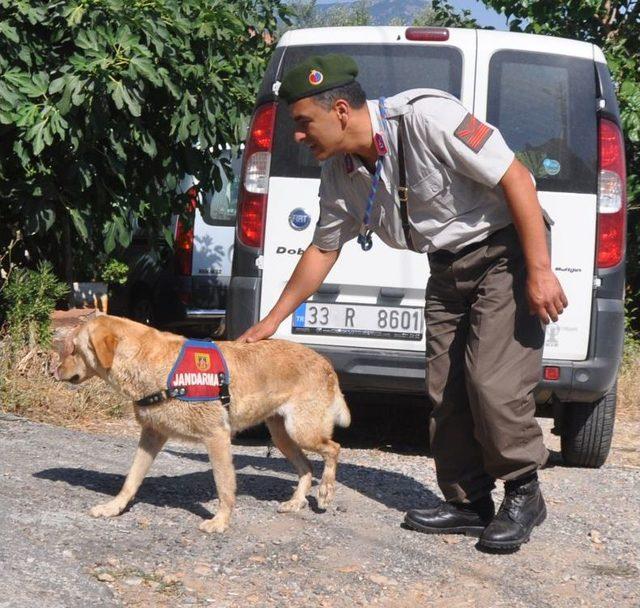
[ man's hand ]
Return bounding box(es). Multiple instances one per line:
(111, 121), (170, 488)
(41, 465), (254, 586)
(526, 268), (568, 324)
(236, 316), (279, 343)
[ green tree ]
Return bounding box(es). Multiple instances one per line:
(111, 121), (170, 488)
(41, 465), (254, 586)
(414, 0), (482, 27)
(0, 0), (287, 287)
(287, 0), (371, 28)
(288, 0), (320, 28)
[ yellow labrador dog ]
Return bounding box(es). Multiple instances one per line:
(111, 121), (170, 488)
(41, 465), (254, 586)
(54, 315), (350, 533)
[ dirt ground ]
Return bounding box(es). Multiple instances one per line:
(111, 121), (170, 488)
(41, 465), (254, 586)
(1, 405), (639, 608)
(0, 311), (638, 607)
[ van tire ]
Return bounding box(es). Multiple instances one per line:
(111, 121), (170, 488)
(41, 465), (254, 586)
(560, 384), (616, 468)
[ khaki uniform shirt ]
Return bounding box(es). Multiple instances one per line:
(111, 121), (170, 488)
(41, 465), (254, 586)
(312, 88), (516, 253)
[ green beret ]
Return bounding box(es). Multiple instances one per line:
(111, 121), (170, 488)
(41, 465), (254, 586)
(279, 54), (359, 104)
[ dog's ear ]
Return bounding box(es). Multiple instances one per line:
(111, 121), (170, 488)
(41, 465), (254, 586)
(90, 325), (118, 370)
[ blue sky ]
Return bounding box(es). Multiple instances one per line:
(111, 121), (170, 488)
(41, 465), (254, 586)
(316, 0), (509, 30)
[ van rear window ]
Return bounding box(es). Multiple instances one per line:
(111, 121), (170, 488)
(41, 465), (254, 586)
(487, 51), (597, 194)
(271, 44), (463, 179)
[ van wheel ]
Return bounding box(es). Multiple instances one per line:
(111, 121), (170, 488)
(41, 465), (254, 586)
(560, 384), (616, 468)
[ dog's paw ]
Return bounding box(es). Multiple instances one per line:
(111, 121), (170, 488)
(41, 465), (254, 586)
(90, 501), (124, 518)
(317, 483), (336, 510)
(199, 515), (229, 534)
(277, 497), (308, 513)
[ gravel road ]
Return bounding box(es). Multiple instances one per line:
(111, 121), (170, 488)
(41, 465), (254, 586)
(1, 410), (639, 608)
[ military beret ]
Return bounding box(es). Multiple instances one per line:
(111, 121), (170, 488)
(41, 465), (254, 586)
(279, 54), (359, 104)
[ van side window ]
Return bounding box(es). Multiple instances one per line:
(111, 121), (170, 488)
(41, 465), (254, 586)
(487, 51), (597, 194)
(272, 44), (463, 179)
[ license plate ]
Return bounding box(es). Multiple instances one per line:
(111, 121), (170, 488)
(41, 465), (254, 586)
(292, 302), (424, 340)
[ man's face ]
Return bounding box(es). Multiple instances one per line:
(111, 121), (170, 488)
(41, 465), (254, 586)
(290, 97), (346, 161)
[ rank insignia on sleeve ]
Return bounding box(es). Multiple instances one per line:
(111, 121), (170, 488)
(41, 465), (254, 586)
(454, 113), (494, 153)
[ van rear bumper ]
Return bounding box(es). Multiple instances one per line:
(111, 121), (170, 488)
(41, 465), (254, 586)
(313, 297), (624, 402)
(228, 276), (624, 403)
(537, 297), (624, 403)
(313, 345), (427, 394)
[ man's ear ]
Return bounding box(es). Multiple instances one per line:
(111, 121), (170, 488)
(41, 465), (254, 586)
(334, 99), (350, 125)
(90, 325), (118, 370)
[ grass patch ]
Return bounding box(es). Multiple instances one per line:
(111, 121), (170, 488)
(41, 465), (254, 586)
(618, 344), (640, 422)
(0, 335), (130, 430)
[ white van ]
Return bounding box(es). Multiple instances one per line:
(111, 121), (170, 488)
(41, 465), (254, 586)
(227, 26), (626, 467)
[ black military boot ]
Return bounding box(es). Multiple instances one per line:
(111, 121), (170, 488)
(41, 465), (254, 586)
(404, 496), (495, 537)
(478, 473), (547, 551)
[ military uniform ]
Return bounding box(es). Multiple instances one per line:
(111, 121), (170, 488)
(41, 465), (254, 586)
(311, 88), (549, 504)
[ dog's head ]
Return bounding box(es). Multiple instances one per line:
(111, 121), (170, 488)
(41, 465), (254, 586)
(53, 317), (119, 384)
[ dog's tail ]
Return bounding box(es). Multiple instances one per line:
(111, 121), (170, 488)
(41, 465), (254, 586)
(332, 392), (351, 428)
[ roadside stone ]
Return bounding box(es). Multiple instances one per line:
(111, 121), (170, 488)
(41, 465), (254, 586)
(194, 565), (212, 576)
(368, 574), (398, 587)
(96, 573), (115, 583)
(589, 529), (604, 544)
(123, 576), (143, 586)
(442, 536), (462, 544)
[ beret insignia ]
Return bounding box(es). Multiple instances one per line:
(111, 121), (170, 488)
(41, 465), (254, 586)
(309, 69), (324, 86)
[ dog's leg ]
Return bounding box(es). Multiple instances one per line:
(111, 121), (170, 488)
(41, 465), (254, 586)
(265, 415), (313, 513)
(313, 439), (340, 510)
(90, 426), (167, 518)
(199, 427), (236, 534)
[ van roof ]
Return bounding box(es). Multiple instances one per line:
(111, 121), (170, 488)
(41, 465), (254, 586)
(277, 26), (604, 63)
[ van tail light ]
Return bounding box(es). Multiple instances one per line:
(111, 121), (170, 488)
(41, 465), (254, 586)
(237, 102), (276, 248)
(405, 27), (449, 42)
(596, 118), (626, 268)
(175, 187), (198, 276)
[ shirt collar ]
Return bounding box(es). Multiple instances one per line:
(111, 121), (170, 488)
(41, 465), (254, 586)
(344, 99), (390, 179)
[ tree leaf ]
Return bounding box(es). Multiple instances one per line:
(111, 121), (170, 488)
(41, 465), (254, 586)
(69, 208), (89, 241)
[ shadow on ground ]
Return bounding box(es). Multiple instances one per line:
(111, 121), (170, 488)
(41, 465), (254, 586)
(239, 394), (433, 455)
(34, 444), (440, 520)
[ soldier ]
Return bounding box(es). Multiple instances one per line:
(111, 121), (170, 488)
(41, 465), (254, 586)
(238, 54), (568, 551)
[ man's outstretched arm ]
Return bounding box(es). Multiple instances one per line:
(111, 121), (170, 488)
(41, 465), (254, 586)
(236, 244), (340, 343)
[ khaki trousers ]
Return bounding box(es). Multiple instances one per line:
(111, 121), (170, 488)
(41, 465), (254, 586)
(425, 225), (549, 503)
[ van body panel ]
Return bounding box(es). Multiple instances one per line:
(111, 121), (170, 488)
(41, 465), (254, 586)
(475, 33), (599, 361)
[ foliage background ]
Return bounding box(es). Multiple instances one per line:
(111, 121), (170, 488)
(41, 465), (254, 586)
(0, 0), (286, 294)
(1, 0), (638, 327)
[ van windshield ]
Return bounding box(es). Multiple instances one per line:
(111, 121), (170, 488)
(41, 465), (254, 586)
(487, 50), (597, 194)
(271, 44), (463, 179)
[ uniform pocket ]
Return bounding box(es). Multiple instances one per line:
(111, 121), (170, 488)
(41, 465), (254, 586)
(409, 169), (453, 221)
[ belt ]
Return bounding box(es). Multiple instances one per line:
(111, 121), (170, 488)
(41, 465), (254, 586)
(428, 224), (516, 264)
